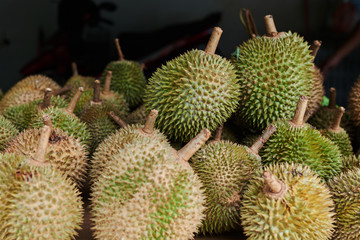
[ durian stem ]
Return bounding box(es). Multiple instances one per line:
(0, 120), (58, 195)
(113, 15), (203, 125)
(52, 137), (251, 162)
(177, 129), (211, 162)
(330, 107), (345, 132)
(64, 87), (84, 114)
(42, 114), (54, 129)
(262, 171), (287, 199)
(329, 87), (336, 109)
(72, 62), (79, 76)
(115, 38), (125, 61)
(248, 124), (276, 156)
(204, 27), (223, 55)
(213, 125), (223, 142)
(108, 111), (128, 128)
(291, 96), (308, 126)
(53, 85), (72, 96)
(92, 80), (102, 102)
(30, 125), (52, 166)
(39, 88), (52, 110)
(140, 63), (146, 70)
(103, 71), (112, 95)
(264, 15), (278, 36)
(141, 109), (158, 135)
(310, 40), (322, 62)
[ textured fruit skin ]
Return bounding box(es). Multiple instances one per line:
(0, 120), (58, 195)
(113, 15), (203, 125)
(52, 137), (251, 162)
(91, 137), (205, 240)
(101, 60), (146, 108)
(320, 129), (353, 157)
(341, 155), (360, 172)
(231, 32), (314, 131)
(5, 128), (88, 185)
(348, 76), (360, 126)
(328, 168), (360, 240)
(190, 140), (261, 234)
(241, 163), (335, 240)
(0, 116), (19, 151)
(0, 153), (83, 240)
(304, 67), (325, 121)
(125, 104), (147, 125)
(260, 121), (342, 180)
(2, 96), (68, 131)
(12, 74), (60, 90)
(65, 75), (95, 98)
(145, 49), (240, 142)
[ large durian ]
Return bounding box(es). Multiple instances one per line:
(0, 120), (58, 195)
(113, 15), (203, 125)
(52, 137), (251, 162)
(145, 27), (240, 142)
(64, 62), (95, 98)
(231, 15), (314, 131)
(341, 154), (360, 172)
(348, 75), (360, 126)
(0, 115), (19, 151)
(241, 162), (335, 239)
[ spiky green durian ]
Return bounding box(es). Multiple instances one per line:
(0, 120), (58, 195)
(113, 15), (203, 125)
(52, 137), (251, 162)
(341, 155), (360, 172)
(241, 162), (335, 240)
(0, 116), (19, 151)
(100, 39), (146, 108)
(125, 104), (147, 125)
(73, 89), (92, 116)
(231, 16), (314, 131)
(328, 168), (360, 239)
(145, 27), (240, 142)
(65, 62), (95, 98)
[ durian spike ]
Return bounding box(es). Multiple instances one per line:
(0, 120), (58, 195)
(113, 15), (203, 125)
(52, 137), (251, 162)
(42, 114), (54, 130)
(108, 111), (128, 128)
(140, 109), (158, 135)
(64, 87), (84, 114)
(204, 27), (223, 55)
(38, 88), (52, 110)
(262, 171), (287, 199)
(72, 62), (79, 76)
(53, 85), (72, 96)
(177, 128), (211, 163)
(310, 40), (322, 62)
(115, 38), (125, 61)
(290, 95), (308, 126)
(29, 124), (52, 166)
(329, 107), (345, 133)
(103, 71), (112, 95)
(329, 87), (336, 109)
(264, 15), (277, 36)
(248, 124), (276, 157)
(213, 124), (223, 142)
(92, 80), (102, 103)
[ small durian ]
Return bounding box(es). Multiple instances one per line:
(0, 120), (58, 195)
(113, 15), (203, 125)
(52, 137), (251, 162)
(328, 168), (360, 239)
(125, 104), (147, 125)
(260, 96), (342, 180)
(348, 75), (360, 126)
(241, 162), (335, 239)
(65, 62), (95, 98)
(0, 115), (19, 151)
(341, 154), (360, 172)
(145, 27), (240, 142)
(101, 38), (146, 108)
(0, 125), (83, 240)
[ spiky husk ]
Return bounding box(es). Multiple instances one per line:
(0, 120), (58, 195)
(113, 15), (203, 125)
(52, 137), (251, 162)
(304, 67), (325, 121)
(0, 87), (44, 112)
(91, 137), (205, 240)
(341, 155), (360, 172)
(231, 32), (314, 131)
(348, 75), (360, 126)
(328, 168), (360, 240)
(190, 140), (261, 234)
(5, 128), (88, 185)
(145, 49), (240, 142)
(125, 104), (147, 125)
(0, 116), (19, 151)
(65, 75), (95, 98)
(241, 162), (335, 240)
(0, 153), (83, 240)
(13, 74), (60, 90)
(2, 96), (68, 131)
(260, 121), (342, 180)
(101, 60), (146, 108)
(320, 129), (353, 157)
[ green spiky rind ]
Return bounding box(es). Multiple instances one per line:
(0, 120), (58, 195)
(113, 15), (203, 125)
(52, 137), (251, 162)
(260, 121), (342, 180)
(241, 162), (335, 240)
(2, 96), (68, 131)
(4, 128), (88, 185)
(348, 76), (360, 126)
(328, 168), (360, 240)
(91, 137), (205, 240)
(88, 117), (119, 154)
(90, 123), (170, 182)
(29, 107), (90, 147)
(320, 129), (353, 157)
(341, 155), (360, 172)
(0, 153), (83, 240)
(145, 49), (240, 142)
(231, 32), (314, 131)
(125, 104), (147, 125)
(65, 75), (95, 98)
(190, 140), (261, 234)
(101, 60), (146, 108)
(305, 67), (325, 121)
(0, 87), (44, 112)
(73, 89), (93, 116)
(0, 116), (19, 151)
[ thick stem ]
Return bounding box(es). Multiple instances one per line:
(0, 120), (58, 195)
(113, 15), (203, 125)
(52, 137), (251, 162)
(108, 111), (128, 128)
(290, 96), (308, 126)
(213, 125), (223, 142)
(103, 71), (112, 95)
(262, 171), (287, 199)
(248, 124), (276, 157)
(115, 38), (125, 61)
(64, 87), (84, 114)
(177, 129), (211, 163)
(53, 85), (72, 96)
(141, 109), (158, 135)
(264, 15), (277, 36)
(29, 125), (52, 166)
(310, 40), (322, 62)
(204, 27), (223, 55)
(329, 87), (336, 109)
(39, 88), (52, 110)
(92, 80), (102, 103)
(72, 62), (79, 76)
(330, 107), (345, 132)
(42, 114), (54, 129)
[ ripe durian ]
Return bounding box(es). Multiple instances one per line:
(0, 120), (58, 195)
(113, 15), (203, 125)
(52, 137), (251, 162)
(0, 125), (83, 240)
(91, 129), (210, 239)
(241, 162), (335, 239)
(145, 27), (240, 142)
(100, 38), (146, 108)
(65, 62), (95, 98)
(348, 75), (360, 126)
(260, 96), (342, 180)
(328, 168), (360, 239)
(125, 104), (147, 125)
(0, 115), (19, 151)
(341, 154), (360, 172)
(231, 15), (314, 131)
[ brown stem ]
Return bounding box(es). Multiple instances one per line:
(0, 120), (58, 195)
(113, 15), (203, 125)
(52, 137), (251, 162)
(39, 88), (52, 110)
(177, 129), (211, 163)
(329, 87), (336, 109)
(140, 63), (146, 70)
(72, 62), (79, 76)
(264, 15), (277, 36)
(115, 38), (125, 61)
(213, 125), (223, 142)
(64, 87), (84, 114)
(310, 40), (322, 62)
(204, 27), (223, 55)
(141, 109), (158, 135)
(29, 125), (52, 166)
(262, 171), (287, 199)
(290, 96), (308, 126)
(42, 114), (54, 129)
(330, 107), (345, 132)
(248, 124), (276, 157)
(53, 85), (72, 96)
(108, 111), (128, 128)
(92, 80), (102, 103)
(103, 71), (112, 95)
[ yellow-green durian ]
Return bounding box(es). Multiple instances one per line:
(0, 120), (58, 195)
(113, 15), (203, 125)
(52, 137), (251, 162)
(341, 155), (360, 172)
(0, 115), (19, 151)
(65, 62), (95, 98)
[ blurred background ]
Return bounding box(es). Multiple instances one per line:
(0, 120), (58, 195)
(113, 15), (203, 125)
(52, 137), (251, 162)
(0, 0), (359, 106)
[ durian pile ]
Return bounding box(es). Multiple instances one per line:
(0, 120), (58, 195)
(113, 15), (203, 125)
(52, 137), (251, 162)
(1, 12), (360, 240)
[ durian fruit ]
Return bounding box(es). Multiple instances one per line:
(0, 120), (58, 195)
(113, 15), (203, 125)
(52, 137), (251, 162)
(348, 75), (360, 126)
(241, 162), (335, 239)
(5, 115), (88, 185)
(11, 74), (60, 90)
(125, 104), (147, 125)
(231, 15), (314, 131)
(91, 129), (210, 240)
(328, 168), (360, 239)
(65, 62), (95, 98)
(0, 115), (19, 151)
(190, 124), (275, 234)
(145, 27), (240, 142)
(2, 88), (68, 131)
(260, 96), (342, 180)
(100, 38), (147, 108)
(0, 125), (83, 240)
(320, 107), (353, 156)
(341, 154), (360, 172)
